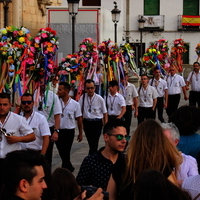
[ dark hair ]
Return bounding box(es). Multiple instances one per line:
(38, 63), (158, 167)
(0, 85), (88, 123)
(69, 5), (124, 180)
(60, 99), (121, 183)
(169, 105), (200, 135)
(109, 80), (118, 87)
(134, 170), (191, 200)
(103, 119), (126, 135)
(21, 93), (33, 101)
(193, 62), (200, 66)
(59, 82), (71, 91)
(51, 168), (80, 200)
(0, 93), (10, 101)
(84, 79), (95, 87)
(2, 149), (46, 196)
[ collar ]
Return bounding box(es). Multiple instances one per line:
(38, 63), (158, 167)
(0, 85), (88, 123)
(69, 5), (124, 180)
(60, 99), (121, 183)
(109, 92), (119, 97)
(154, 78), (161, 82)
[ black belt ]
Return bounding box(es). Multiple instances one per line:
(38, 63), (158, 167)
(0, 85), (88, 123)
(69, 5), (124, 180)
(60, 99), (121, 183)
(84, 118), (102, 121)
(191, 90), (200, 93)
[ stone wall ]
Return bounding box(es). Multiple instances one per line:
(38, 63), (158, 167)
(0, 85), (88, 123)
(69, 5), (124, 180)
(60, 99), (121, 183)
(0, 0), (61, 37)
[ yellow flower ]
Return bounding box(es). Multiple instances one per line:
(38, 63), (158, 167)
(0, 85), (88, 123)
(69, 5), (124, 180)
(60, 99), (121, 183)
(19, 37), (25, 43)
(1, 28), (7, 34)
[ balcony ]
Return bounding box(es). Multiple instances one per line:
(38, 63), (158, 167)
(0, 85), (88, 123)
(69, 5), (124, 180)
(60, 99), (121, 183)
(178, 15), (200, 31)
(138, 15), (164, 32)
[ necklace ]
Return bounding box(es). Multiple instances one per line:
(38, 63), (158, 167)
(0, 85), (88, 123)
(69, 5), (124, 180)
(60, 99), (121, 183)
(142, 86), (148, 102)
(109, 95), (116, 111)
(60, 97), (71, 118)
(87, 94), (96, 113)
(170, 74), (176, 87)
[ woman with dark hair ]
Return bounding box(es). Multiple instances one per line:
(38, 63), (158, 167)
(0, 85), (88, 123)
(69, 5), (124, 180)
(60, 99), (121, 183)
(134, 170), (191, 200)
(51, 168), (80, 200)
(107, 119), (182, 200)
(169, 105), (200, 159)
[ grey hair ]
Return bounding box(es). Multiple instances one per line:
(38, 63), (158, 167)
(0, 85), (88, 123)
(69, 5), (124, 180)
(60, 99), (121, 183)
(161, 122), (180, 141)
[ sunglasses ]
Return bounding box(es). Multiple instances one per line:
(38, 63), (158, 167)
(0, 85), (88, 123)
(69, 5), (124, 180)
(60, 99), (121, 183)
(170, 70), (175, 71)
(86, 87), (95, 90)
(21, 101), (32, 105)
(141, 78), (148, 80)
(107, 133), (131, 141)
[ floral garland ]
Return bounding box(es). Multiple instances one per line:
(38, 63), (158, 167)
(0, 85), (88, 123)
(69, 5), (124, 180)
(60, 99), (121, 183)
(142, 39), (170, 75)
(0, 26), (32, 95)
(171, 38), (187, 72)
(195, 43), (200, 58)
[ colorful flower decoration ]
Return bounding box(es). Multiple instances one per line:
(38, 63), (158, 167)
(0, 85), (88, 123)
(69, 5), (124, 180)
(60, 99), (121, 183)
(195, 43), (200, 56)
(171, 38), (187, 72)
(142, 39), (170, 75)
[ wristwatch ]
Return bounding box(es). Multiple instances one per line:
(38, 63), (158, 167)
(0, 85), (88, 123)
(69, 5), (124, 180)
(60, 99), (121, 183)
(54, 129), (60, 133)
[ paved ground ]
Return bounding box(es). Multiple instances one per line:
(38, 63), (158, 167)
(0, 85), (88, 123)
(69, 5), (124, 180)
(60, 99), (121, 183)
(51, 87), (189, 176)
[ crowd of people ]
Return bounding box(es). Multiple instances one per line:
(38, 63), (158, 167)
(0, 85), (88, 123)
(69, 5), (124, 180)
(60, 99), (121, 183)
(0, 62), (200, 199)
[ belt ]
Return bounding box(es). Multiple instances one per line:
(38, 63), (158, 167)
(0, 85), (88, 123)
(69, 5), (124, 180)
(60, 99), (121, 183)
(168, 94), (180, 96)
(108, 115), (118, 117)
(84, 118), (102, 121)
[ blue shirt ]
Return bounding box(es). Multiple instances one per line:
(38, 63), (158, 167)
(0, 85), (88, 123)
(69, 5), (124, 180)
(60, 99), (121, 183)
(177, 133), (200, 159)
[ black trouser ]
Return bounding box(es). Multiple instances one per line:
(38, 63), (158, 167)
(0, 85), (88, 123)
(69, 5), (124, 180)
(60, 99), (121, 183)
(137, 106), (155, 125)
(154, 97), (165, 123)
(189, 91), (200, 107)
(124, 105), (132, 135)
(166, 94), (180, 118)
(55, 129), (75, 172)
(83, 119), (103, 155)
(45, 126), (55, 168)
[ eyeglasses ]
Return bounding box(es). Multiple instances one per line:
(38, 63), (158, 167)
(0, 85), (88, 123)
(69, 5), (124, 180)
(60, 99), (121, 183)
(86, 87), (95, 90)
(21, 101), (32, 105)
(141, 78), (148, 80)
(170, 70), (175, 72)
(107, 133), (131, 141)
(53, 79), (59, 81)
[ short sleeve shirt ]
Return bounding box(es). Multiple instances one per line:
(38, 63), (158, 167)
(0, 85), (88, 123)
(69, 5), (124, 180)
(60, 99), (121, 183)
(60, 98), (82, 129)
(79, 93), (107, 119)
(119, 82), (138, 105)
(149, 78), (168, 97)
(187, 71), (200, 91)
(0, 112), (33, 158)
(34, 90), (62, 127)
(165, 74), (186, 95)
(21, 111), (51, 151)
(138, 85), (158, 107)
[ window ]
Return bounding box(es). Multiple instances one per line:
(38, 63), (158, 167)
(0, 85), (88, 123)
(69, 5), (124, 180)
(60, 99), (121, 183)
(82, 0), (101, 6)
(144, 0), (159, 15)
(183, 0), (199, 15)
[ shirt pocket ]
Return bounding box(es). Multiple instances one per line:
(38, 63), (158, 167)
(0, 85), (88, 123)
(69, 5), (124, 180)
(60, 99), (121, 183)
(91, 106), (100, 114)
(66, 111), (74, 119)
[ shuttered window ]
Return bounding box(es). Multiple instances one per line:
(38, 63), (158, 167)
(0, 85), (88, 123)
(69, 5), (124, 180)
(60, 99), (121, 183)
(183, 0), (199, 15)
(144, 0), (160, 15)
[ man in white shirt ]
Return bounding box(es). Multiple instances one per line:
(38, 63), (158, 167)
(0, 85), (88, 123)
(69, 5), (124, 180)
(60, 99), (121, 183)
(57, 82), (83, 172)
(165, 66), (188, 117)
(150, 68), (168, 123)
(20, 93), (50, 155)
(0, 93), (35, 158)
(186, 62), (200, 107)
(120, 73), (138, 135)
(79, 79), (108, 155)
(34, 80), (62, 167)
(162, 122), (198, 183)
(105, 80), (126, 122)
(137, 74), (158, 125)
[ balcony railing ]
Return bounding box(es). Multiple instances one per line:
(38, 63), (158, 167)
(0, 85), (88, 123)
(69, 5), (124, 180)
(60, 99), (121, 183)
(138, 15), (164, 32)
(178, 15), (200, 31)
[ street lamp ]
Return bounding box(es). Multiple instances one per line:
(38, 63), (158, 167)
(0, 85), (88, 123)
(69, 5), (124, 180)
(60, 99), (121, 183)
(0, 0), (12, 27)
(66, 0), (80, 53)
(111, 1), (121, 43)
(138, 16), (146, 75)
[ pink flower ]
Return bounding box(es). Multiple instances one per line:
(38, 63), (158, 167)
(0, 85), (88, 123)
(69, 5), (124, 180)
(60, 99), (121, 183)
(61, 58), (66, 62)
(35, 37), (41, 43)
(41, 33), (48, 38)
